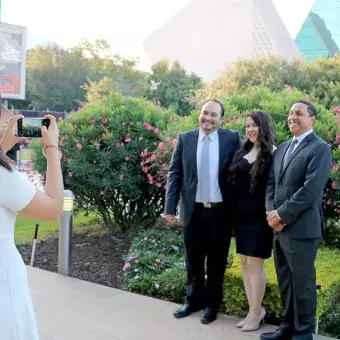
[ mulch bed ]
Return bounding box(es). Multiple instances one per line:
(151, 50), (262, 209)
(17, 226), (131, 289)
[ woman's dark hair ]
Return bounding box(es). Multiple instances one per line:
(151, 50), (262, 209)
(228, 111), (274, 194)
(0, 150), (13, 171)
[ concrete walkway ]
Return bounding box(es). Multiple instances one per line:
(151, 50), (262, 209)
(27, 267), (333, 340)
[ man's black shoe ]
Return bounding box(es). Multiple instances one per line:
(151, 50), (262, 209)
(173, 304), (202, 319)
(260, 324), (293, 340)
(201, 308), (217, 324)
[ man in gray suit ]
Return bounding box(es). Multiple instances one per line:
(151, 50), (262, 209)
(261, 101), (332, 340)
(164, 100), (240, 324)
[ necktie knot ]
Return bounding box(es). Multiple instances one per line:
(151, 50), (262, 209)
(203, 135), (211, 142)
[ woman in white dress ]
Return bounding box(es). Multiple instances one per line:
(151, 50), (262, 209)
(0, 114), (64, 340)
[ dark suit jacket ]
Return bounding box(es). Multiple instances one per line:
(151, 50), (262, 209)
(164, 128), (240, 227)
(266, 132), (332, 239)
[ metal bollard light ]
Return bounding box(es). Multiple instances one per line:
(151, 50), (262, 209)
(58, 190), (75, 276)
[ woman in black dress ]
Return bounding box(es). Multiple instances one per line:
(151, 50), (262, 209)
(228, 111), (275, 332)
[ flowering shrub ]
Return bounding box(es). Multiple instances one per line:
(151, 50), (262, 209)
(30, 93), (177, 234)
(122, 228), (187, 302)
(143, 87), (340, 235)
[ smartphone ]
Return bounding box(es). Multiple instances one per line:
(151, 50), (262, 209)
(17, 118), (50, 138)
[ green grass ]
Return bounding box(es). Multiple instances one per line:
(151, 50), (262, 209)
(15, 212), (97, 244)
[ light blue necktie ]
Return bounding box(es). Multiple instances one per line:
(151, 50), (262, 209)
(283, 139), (298, 168)
(200, 135), (211, 202)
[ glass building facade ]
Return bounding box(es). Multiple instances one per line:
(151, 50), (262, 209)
(295, 0), (340, 62)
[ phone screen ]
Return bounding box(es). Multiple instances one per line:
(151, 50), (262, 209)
(17, 118), (50, 138)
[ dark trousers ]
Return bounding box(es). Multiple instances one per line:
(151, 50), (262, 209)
(273, 234), (320, 335)
(183, 203), (232, 309)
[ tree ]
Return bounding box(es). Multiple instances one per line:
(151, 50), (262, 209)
(78, 39), (148, 98)
(25, 44), (90, 111)
(147, 59), (203, 116)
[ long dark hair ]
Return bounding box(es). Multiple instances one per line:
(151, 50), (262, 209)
(0, 150), (13, 171)
(228, 111), (274, 194)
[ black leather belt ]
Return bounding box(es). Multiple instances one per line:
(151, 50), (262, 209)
(195, 202), (223, 208)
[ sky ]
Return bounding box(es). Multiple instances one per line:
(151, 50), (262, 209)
(2, 0), (315, 71)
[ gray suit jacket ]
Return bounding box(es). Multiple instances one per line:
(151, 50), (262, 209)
(266, 132), (332, 239)
(164, 128), (240, 227)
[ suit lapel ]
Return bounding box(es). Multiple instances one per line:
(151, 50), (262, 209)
(218, 129), (226, 175)
(192, 129), (199, 178)
(280, 132), (316, 179)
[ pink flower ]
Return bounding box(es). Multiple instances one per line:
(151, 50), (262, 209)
(327, 199), (333, 205)
(76, 143), (83, 150)
(116, 142), (121, 148)
(100, 190), (105, 195)
(96, 144), (100, 150)
(90, 119), (96, 125)
(138, 137), (144, 141)
(158, 142), (165, 149)
(125, 137), (132, 143)
(148, 174), (154, 184)
(125, 157), (130, 161)
(154, 282), (160, 289)
(104, 128), (109, 133)
(165, 137), (171, 142)
(68, 172), (72, 177)
(102, 118), (108, 124)
(172, 139), (177, 147)
(154, 128), (159, 134)
(168, 238), (174, 243)
(73, 125), (78, 130)
(120, 174), (125, 179)
(58, 117), (63, 121)
(129, 121), (134, 126)
(142, 167), (149, 173)
(141, 149), (148, 158)
(71, 117), (77, 122)
(123, 263), (131, 271)
(144, 122), (153, 131)
(155, 182), (162, 187)
(331, 182), (337, 189)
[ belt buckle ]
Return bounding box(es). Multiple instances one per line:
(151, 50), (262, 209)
(203, 202), (211, 208)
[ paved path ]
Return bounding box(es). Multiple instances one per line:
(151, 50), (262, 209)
(27, 267), (334, 340)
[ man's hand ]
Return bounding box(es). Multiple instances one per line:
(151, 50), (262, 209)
(272, 221), (284, 232)
(267, 210), (281, 228)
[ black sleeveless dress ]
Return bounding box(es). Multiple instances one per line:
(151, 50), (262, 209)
(233, 158), (273, 259)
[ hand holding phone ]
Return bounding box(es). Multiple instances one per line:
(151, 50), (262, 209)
(17, 118), (50, 138)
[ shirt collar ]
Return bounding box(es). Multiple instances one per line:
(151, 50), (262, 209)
(199, 129), (218, 141)
(293, 129), (313, 144)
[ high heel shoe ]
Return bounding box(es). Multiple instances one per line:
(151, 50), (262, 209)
(241, 307), (266, 332)
(236, 316), (248, 328)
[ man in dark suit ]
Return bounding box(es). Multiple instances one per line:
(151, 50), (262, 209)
(261, 101), (332, 340)
(164, 100), (240, 324)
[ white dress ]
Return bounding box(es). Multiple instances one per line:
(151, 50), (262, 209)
(0, 166), (39, 340)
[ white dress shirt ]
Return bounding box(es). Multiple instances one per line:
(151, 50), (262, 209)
(195, 129), (223, 203)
